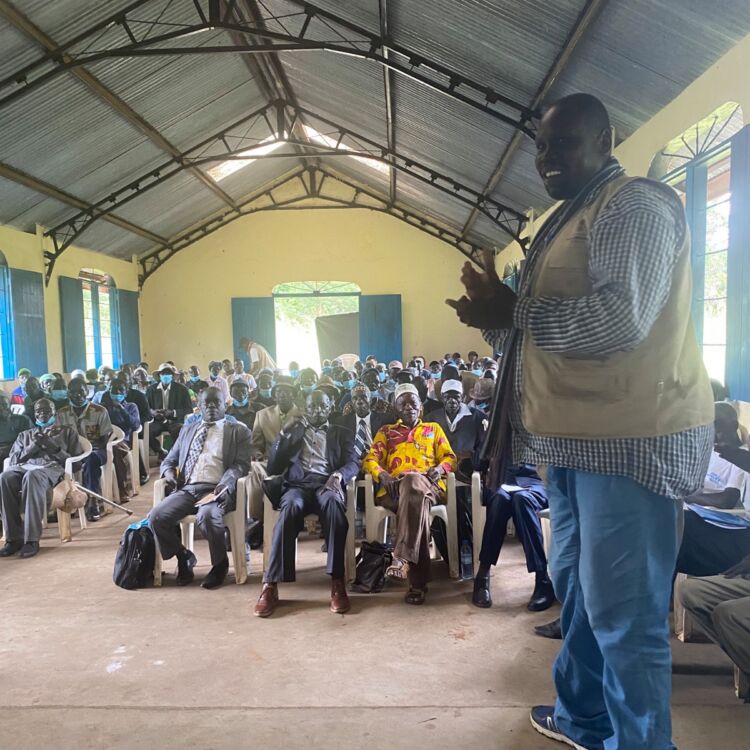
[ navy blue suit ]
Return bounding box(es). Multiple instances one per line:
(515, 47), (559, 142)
(264, 419), (358, 583)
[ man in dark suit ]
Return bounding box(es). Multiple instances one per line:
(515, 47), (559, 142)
(254, 391), (359, 617)
(145, 362), (193, 460)
(149, 387), (252, 589)
(334, 383), (391, 460)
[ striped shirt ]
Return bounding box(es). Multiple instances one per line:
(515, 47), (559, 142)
(484, 160), (712, 500)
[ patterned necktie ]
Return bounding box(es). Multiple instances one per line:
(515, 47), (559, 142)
(354, 417), (371, 458)
(183, 423), (209, 483)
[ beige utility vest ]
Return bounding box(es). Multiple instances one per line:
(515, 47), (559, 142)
(522, 175), (714, 439)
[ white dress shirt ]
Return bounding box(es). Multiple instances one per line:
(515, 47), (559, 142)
(187, 419), (225, 485)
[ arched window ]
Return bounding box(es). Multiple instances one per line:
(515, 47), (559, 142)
(79, 268), (118, 370)
(0, 250), (12, 379)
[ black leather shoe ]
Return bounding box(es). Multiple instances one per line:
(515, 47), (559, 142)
(201, 559), (229, 590)
(19, 541), (40, 559)
(175, 550), (197, 586)
(527, 575), (556, 612)
(86, 501), (101, 522)
(534, 617), (562, 640)
(472, 575), (492, 608)
(0, 540), (23, 557)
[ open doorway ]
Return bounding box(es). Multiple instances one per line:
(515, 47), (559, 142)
(272, 281), (361, 371)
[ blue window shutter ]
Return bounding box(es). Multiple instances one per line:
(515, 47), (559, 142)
(59, 276), (86, 373)
(10, 268), (47, 377)
(117, 289), (141, 365)
(231, 298), (277, 361)
(358, 294), (402, 364)
(726, 124), (750, 400)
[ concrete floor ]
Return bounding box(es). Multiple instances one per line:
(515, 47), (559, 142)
(1, 478), (746, 750)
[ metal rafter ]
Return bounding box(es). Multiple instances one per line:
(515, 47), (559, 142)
(139, 165), (487, 287)
(460, 0), (608, 240)
(379, 0), (396, 205)
(0, 0), (535, 136)
(0, 0), (238, 280)
(44, 99), (526, 260)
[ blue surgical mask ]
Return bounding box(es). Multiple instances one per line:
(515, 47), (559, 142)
(36, 416), (55, 428)
(233, 398), (249, 408)
(160, 374), (173, 385)
(289, 369), (299, 379)
(378, 372), (386, 383)
(430, 372), (441, 380)
(190, 375), (200, 383)
(301, 384), (315, 394)
(475, 401), (490, 412)
(471, 368), (482, 376)
(51, 389), (68, 400)
(112, 393), (126, 402)
(259, 388), (272, 399)
(343, 380), (355, 391)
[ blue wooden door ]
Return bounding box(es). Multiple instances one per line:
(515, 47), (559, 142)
(10, 268), (48, 376)
(358, 294), (402, 363)
(231, 297), (277, 362)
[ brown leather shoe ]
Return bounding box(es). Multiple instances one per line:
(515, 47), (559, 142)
(254, 583), (279, 618)
(330, 577), (350, 614)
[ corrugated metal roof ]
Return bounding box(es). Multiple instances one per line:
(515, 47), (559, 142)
(0, 0), (747, 270)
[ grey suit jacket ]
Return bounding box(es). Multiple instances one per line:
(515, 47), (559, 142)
(249, 404), (301, 458)
(161, 419), (252, 510)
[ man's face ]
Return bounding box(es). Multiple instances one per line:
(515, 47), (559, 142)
(362, 372), (379, 393)
(0, 396), (10, 420)
(443, 391), (462, 420)
(395, 394), (420, 427)
(230, 383), (249, 404)
(534, 104), (610, 200)
(714, 410), (741, 449)
(388, 366), (401, 380)
(275, 387), (294, 412)
(430, 363), (442, 375)
(234, 360), (244, 374)
(258, 373), (273, 390)
(305, 392), (331, 427)
(68, 381), (88, 408)
(222, 361), (233, 376)
(34, 399), (55, 425)
(19, 374), (28, 387)
(352, 391), (371, 418)
(102, 371), (113, 388)
(200, 389), (225, 423)
(209, 364), (221, 378)
(41, 378), (53, 394)
(188, 366), (200, 378)
(299, 371), (317, 388)
(119, 371), (132, 388)
(110, 381), (127, 399)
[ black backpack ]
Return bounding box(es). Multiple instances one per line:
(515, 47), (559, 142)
(351, 541), (392, 593)
(113, 518), (156, 590)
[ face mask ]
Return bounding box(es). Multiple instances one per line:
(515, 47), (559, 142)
(190, 375), (200, 383)
(259, 388), (272, 399)
(112, 393), (126, 403)
(377, 372), (386, 383)
(301, 384), (315, 394)
(36, 417), (55, 428)
(232, 398), (249, 408)
(209, 374), (218, 381)
(471, 368), (483, 376)
(430, 372), (441, 380)
(343, 380), (355, 391)
(160, 374), (173, 386)
(475, 402), (489, 412)
(51, 389), (68, 400)
(289, 369), (299, 379)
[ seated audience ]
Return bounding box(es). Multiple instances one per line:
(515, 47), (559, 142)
(432, 380), (485, 466)
(229, 358), (257, 390)
(251, 369), (276, 409)
(49, 376), (70, 411)
(98, 378), (140, 500)
(335, 383), (390, 461)
(0, 392), (32, 462)
(247, 377), (301, 523)
(146, 363), (193, 460)
(0, 398), (83, 559)
(57, 379), (113, 521)
(207, 360), (231, 403)
(227, 381), (256, 431)
(254, 390), (359, 617)
(473, 464), (554, 611)
(149, 388), (251, 590)
(39, 373), (55, 396)
(10, 368), (31, 406)
(362, 384), (457, 605)
(351, 368), (391, 415)
(468, 378), (494, 413)
(132, 367), (150, 394)
(23, 377), (45, 422)
(187, 365), (209, 395)
(296, 368), (319, 398)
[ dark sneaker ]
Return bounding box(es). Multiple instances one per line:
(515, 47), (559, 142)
(530, 706), (603, 750)
(19, 541), (40, 559)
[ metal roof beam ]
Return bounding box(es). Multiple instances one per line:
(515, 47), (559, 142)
(460, 0), (608, 240)
(379, 0), (396, 205)
(0, 0), (238, 214)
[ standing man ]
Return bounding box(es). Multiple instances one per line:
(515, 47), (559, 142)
(448, 93), (713, 750)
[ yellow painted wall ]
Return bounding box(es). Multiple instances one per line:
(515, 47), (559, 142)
(139, 208), (490, 367)
(0, 222), (138, 381)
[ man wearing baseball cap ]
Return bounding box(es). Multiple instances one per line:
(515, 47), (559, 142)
(362, 383), (457, 604)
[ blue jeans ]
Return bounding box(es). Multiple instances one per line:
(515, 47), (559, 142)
(547, 467), (679, 750)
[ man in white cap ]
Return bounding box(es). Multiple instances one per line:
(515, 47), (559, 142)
(363, 383), (457, 604)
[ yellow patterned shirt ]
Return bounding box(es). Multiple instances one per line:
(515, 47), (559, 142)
(363, 419), (457, 495)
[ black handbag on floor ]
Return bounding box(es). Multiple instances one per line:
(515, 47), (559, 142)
(113, 518), (155, 590)
(351, 541), (392, 593)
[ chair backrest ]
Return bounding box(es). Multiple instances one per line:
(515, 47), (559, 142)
(109, 425), (125, 445)
(65, 437), (93, 478)
(10, 404), (25, 415)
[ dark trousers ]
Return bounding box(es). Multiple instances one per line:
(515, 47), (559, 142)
(479, 485), (548, 573)
(77, 447), (107, 496)
(676, 508), (750, 577)
(264, 474), (348, 583)
(148, 482), (227, 566)
(149, 420), (182, 454)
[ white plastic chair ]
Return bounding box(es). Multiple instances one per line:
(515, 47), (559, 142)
(152, 476), (249, 586)
(262, 476), (357, 583)
(140, 419), (153, 476)
(102, 426), (125, 503)
(130, 423), (142, 495)
(1, 436), (93, 543)
(364, 471), (461, 579)
(10, 404), (25, 415)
